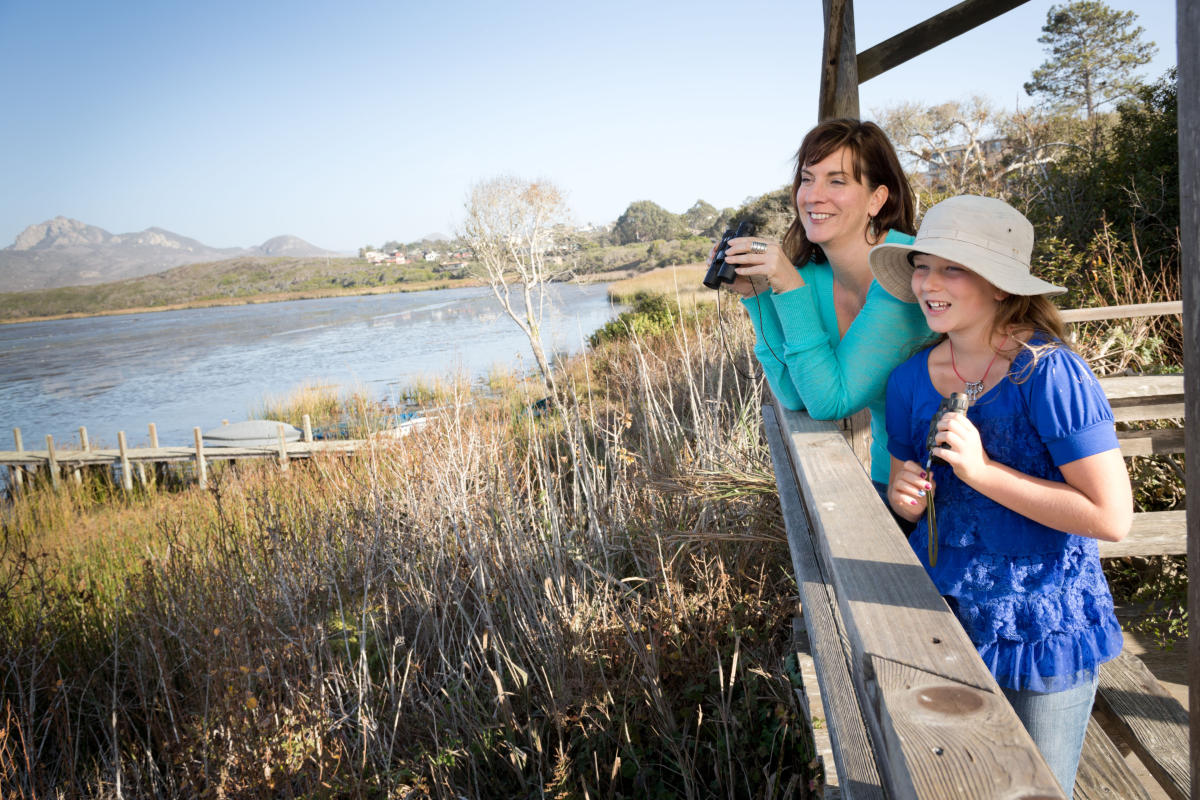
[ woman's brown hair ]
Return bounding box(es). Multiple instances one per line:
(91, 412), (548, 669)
(781, 118), (916, 266)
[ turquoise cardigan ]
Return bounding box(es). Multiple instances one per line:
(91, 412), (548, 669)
(742, 230), (932, 485)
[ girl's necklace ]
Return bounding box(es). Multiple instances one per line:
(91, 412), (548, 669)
(950, 335), (1009, 401)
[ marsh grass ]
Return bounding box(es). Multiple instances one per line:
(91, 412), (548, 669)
(608, 264), (712, 307)
(1, 306), (819, 798)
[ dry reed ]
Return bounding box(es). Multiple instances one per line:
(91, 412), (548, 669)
(0, 307), (818, 798)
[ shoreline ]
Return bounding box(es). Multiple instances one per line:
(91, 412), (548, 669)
(0, 270), (639, 326)
(0, 279), (490, 326)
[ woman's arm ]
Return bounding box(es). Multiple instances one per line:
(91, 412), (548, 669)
(934, 413), (1132, 541)
(771, 283), (930, 420)
(741, 292), (804, 409)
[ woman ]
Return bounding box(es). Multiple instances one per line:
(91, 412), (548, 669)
(720, 119), (930, 494)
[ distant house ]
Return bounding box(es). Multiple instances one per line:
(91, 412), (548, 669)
(925, 137), (1010, 190)
(364, 250), (387, 264)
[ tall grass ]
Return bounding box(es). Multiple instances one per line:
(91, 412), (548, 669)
(608, 265), (712, 307)
(0, 307), (818, 798)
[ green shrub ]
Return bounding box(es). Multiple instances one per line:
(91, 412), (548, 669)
(588, 293), (680, 346)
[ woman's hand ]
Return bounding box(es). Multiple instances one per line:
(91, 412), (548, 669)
(930, 411), (989, 483)
(705, 240), (763, 298)
(725, 237), (804, 294)
(888, 458), (930, 522)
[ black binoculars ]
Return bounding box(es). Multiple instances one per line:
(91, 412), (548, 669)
(703, 221), (755, 290)
(925, 392), (969, 465)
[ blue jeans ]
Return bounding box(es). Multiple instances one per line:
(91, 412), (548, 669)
(1002, 673), (1098, 795)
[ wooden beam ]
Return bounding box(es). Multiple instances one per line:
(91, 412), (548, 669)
(820, 0), (859, 120)
(857, 0), (1031, 83)
(1178, 0), (1200, 792)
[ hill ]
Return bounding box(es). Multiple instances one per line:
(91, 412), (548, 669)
(0, 217), (344, 292)
(0, 254), (479, 323)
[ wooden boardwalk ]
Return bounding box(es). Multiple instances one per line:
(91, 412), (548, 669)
(0, 415), (417, 492)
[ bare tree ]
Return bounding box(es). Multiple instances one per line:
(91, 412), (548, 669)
(875, 97), (1006, 199)
(876, 97), (1093, 209)
(461, 175), (572, 397)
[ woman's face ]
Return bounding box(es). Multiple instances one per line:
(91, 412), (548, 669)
(910, 253), (1007, 336)
(795, 146), (888, 251)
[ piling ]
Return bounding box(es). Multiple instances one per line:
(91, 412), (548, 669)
(10, 427), (24, 493)
(193, 427), (207, 489)
(277, 423), (289, 471)
(45, 435), (60, 489)
(74, 425), (89, 485)
(118, 431), (133, 492)
(147, 423), (159, 487)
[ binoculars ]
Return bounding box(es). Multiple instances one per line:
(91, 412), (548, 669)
(703, 221), (755, 290)
(925, 392), (969, 465)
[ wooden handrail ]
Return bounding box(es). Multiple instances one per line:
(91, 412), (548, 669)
(1061, 300), (1183, 323)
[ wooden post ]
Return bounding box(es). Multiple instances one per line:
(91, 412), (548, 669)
(193, 427), (208, 490)
(45, 435), (60, 489)
(147, 423), (159, 488)
(820, 0), (859, 120)
(11, 427), (24, 493)
(1178, 0), (1199, 791)
(302, 414), (313, 443)
(73, 426), (89, 485)
(277, 423), (290, 471)
(117, 431), (133, 492)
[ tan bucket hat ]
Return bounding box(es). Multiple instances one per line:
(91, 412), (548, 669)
(869, 195), (1066, 303)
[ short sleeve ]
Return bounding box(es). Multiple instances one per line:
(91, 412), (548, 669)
(1020, 347), (1119, 465)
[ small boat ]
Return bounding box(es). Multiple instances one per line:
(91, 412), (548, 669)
(202, 420), (302, 448)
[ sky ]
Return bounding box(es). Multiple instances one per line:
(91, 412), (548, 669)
(0, 0), (1179, 255)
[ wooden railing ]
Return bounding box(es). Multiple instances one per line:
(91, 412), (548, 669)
(764, 301), (1189, 799)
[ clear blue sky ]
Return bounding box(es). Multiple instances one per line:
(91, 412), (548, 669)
(0, 0), (1177, 255)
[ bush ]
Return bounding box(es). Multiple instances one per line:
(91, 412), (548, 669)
(588, 293), (680, 346)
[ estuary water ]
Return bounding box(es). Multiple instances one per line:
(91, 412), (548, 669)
(0, 284), (621, 450)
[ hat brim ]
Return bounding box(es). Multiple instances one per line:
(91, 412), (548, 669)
(868, 239), (1067, 304)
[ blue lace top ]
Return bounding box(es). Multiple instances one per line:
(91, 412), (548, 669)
(884, 337), (1124, 692)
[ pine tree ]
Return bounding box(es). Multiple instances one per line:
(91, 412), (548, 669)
(1023, 1), (1156, 121)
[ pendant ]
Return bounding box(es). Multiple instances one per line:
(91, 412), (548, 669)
(963, 380), (985, 401)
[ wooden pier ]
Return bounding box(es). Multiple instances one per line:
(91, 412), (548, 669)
(0, 416), (389, 492)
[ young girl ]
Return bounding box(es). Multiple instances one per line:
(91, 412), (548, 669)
(868, 195), (1133, 795)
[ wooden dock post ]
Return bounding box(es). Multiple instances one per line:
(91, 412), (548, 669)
(193, 427), (207, 489)
(302, 414), (313, 443)
(10, 427), (24, 493)
(277, 424), (289, 471)
(146, 423), (159, 488)
(118, 432), (133, 492)
(73, 426), (89, 485)
(45, 435), (60, 489)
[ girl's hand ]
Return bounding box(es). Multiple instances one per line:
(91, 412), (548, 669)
(931, 411), (989, 483)
(888, 459), (930, 522)
(725, 237), (804, 294)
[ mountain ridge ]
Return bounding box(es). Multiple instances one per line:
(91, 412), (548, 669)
(1, 217), (344, 291)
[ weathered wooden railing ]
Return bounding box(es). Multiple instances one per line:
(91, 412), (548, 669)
(765, 301), (1189, 799)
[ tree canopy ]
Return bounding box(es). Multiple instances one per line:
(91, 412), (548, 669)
(612, 200), (685, 245)
(1023, 1), (1156, 121)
